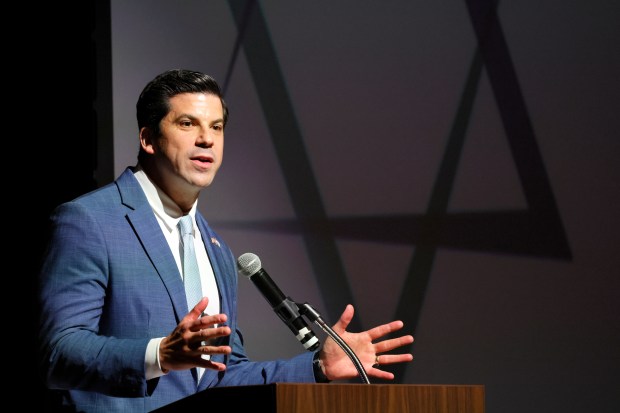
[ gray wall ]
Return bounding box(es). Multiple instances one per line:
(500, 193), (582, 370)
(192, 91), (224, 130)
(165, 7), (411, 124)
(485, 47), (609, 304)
(107, 1), (619, 412)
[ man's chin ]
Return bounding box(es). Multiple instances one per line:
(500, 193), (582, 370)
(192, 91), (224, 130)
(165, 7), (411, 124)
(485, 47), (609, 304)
(192, 174), (216, 189)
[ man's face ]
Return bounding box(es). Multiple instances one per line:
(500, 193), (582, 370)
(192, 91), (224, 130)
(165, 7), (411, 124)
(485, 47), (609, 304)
(144, 92), (225, 200)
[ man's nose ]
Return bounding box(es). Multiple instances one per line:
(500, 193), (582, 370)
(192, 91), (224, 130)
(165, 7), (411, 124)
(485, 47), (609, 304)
(196, 130), (213, 147)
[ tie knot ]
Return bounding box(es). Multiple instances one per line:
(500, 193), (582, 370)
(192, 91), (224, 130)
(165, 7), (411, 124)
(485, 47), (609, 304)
(179, 215), (193, 236)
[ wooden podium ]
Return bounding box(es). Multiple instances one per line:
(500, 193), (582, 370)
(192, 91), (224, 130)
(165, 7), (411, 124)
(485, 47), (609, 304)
(154, 383), (485, 412)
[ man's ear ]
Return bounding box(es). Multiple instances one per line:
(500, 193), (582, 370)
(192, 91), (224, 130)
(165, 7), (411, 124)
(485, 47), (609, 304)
(139, 127), (156, 155)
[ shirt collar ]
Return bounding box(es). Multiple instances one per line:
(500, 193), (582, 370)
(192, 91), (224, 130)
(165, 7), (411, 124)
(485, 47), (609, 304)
(133, 164), (198, 233)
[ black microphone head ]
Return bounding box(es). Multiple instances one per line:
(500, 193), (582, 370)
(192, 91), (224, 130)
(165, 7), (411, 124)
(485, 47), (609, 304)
(237, 252), (261, 277)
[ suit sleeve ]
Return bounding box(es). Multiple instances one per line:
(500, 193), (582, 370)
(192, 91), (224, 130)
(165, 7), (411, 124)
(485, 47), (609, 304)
(38, 201), (150, 397)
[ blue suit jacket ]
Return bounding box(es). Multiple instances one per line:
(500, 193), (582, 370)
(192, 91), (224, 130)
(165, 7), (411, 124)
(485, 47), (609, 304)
(38, 168), (315, 412)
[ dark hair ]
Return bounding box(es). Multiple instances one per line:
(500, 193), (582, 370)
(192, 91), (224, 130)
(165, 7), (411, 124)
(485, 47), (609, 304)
(136, 69), (228, 137)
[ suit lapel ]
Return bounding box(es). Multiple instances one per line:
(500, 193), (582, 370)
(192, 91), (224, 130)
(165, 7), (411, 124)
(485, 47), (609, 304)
(117, 169), (188, 323)
(196, 216), (233, 316)
(195, 215), (236, 389)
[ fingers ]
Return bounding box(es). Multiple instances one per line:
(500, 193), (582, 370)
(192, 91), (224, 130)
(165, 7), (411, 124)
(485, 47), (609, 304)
(368, 349), (414, 381)
(184, 323), (231, 353)
(184, 297), (209, 322)
(196, 324), (231, 343)
(374, 334), (415, 354)
(373, 353), (414, 366)
(370, 369), (396, 381)
(196, 342), (232, 356)
(193, 313), (228, 331)
(366, 319), (409, 342)
(160, 321), (232, 372)
(194, 336), (232, 372)
(370, 334), (414, 377)
(332, 304), (354, 333)
(200, 358), (228, 371)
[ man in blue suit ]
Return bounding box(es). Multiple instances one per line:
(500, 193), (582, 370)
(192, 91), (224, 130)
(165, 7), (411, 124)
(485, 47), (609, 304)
(37, 69), (414, 412)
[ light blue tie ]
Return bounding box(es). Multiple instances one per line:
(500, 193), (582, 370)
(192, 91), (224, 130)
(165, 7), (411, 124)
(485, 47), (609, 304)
(179, 215), (203, 312)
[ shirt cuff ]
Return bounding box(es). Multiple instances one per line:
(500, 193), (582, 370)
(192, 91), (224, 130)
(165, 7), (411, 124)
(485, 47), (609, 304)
(145, 337), (168, 380)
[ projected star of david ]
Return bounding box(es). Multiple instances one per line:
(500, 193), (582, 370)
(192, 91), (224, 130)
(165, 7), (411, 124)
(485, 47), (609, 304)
(221, 0), (572, 382)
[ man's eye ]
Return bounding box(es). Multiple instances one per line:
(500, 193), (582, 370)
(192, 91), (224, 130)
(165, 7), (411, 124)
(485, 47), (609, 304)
(180, 120), (192, 127)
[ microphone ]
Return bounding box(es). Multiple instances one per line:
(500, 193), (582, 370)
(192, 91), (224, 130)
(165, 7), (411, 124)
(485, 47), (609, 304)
(237, 252), (320, 352)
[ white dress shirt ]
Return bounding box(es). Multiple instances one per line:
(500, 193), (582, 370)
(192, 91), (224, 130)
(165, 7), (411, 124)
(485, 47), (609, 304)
(133, 165), (220, 380)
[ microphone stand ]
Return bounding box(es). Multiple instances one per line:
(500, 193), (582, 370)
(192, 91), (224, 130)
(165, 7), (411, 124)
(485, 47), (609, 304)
(298, 302), (371, 384)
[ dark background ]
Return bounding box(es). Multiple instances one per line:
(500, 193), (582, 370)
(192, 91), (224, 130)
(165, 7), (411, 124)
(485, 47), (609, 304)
(21, 2), (108, 410)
